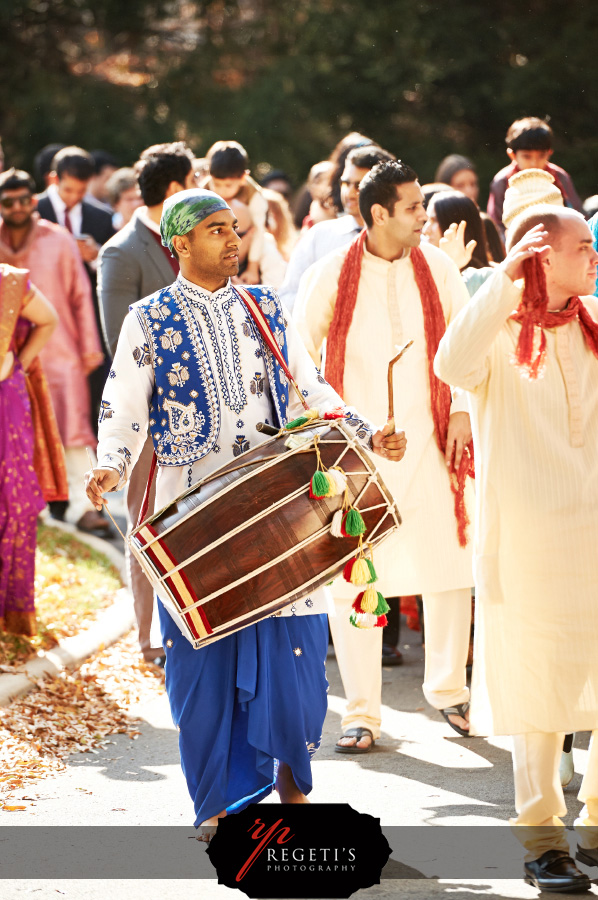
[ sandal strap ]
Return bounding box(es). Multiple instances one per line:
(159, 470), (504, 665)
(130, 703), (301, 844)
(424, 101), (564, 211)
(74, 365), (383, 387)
(442, 702), (470, 717)
(342, 727), (374, 739)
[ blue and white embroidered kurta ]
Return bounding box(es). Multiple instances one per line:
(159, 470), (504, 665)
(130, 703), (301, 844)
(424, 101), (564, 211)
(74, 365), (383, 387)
(98, 275), (373, 619)
(96, 275), (376, 825)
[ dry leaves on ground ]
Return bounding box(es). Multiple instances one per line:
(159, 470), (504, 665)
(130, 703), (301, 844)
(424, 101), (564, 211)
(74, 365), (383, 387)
(0, 631), (165, 811)
(0, 523), (122, 667)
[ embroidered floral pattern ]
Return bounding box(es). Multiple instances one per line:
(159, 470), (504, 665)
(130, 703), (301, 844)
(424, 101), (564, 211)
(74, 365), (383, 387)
(98, 400), (113, 423)
(249, 372), (265, 399)
(232, 435), (250, 457)
(132, 343), (151, 368)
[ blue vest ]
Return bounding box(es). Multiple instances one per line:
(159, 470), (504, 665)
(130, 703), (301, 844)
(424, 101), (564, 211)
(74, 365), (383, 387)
(131, 281), (291, 467)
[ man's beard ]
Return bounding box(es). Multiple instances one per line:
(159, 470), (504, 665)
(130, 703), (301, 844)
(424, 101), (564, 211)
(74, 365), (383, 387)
(2, 213), (32, 230)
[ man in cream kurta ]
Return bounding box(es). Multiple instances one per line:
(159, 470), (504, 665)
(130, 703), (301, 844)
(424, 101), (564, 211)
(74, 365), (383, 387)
(294, 160), (475, 750)
(435, 207), (598, 892)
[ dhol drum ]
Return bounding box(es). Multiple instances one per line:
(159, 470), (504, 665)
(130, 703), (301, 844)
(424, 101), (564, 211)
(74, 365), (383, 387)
(128, 418), (401, 648)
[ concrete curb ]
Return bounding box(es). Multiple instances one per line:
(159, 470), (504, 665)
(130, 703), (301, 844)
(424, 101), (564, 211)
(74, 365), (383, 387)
(0, 522), (134, 707)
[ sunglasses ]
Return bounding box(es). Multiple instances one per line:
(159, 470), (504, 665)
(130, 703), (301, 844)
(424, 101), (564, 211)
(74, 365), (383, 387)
(0, 195), (33, 209)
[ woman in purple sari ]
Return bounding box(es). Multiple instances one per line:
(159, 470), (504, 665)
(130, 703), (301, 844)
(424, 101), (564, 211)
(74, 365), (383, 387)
(0, 264), (57, 634)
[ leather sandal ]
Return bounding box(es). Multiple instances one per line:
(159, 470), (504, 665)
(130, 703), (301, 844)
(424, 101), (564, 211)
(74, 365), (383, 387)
(335, 727), (374, 754)
(440, 702), (471, 737)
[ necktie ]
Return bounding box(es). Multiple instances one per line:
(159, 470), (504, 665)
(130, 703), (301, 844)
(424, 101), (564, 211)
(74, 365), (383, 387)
(64, 210), (73, 233)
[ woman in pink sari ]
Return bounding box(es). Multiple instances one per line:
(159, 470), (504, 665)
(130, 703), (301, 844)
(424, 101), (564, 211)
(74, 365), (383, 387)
(0, 264), (58, 634)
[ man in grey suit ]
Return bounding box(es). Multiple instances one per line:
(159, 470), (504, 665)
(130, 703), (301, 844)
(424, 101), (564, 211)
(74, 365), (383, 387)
(98, 141), (196, 664)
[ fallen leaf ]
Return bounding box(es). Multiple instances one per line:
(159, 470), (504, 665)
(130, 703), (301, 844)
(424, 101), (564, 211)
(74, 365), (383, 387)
(2, 805), (27, 811)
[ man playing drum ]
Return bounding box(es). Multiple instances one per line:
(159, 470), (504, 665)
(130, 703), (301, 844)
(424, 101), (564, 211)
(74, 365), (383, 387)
(84, 188), (406, 839)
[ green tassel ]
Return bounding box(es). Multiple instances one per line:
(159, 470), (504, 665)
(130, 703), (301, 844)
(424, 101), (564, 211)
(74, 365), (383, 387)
(366, 559), (378, 583)
(286, 416), (309, 430)
(310, 470), (330, 499)
(344, 507), (366, 537)
(374, 592), (389, 616)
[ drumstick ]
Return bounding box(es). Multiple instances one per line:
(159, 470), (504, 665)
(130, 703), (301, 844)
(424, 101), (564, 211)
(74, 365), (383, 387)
(85, 447), (127, 542)
(256, 422), (280, 436)
(387, 340), (414, 434)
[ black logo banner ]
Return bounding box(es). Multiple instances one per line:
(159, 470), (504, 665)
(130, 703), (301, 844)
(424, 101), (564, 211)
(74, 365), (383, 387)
(207, 803), (391, 898)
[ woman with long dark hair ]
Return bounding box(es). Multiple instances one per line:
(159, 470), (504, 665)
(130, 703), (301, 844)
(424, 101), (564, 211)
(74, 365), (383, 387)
(423, 190), (494, 296)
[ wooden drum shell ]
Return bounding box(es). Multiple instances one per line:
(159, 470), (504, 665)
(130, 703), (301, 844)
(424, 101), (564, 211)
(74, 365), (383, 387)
(129, 422), (401, 648)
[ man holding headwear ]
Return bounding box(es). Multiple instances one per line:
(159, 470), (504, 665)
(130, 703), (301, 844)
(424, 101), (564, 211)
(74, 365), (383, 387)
(84, 188), (406, 837)
(436, 206), (598, 893)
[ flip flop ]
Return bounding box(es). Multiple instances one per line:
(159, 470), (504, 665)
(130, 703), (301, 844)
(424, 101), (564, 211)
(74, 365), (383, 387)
(334, 727), (374, 754)
(440, 702), (471, 737)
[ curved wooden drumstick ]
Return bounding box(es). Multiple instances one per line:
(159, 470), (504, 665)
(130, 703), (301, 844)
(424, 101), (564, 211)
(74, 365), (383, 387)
(387, 340), (414, 434)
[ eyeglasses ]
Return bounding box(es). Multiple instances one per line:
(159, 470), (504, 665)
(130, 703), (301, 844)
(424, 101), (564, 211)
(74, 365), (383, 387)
(0, 194), (33, 209)
(340, 179), (363, 191)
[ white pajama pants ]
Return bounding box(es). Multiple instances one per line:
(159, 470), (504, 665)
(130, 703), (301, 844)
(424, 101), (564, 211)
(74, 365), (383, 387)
(330, 587), (472, 738)
(512, 731), (598, 860)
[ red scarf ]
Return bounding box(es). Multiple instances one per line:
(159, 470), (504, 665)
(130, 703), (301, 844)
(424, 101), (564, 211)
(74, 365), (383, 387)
(511, 254), (598, 378)
(326, 230), (473, 547)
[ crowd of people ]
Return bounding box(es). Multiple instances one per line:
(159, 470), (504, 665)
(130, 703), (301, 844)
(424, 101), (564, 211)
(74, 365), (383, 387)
(3, 114), (598, 892)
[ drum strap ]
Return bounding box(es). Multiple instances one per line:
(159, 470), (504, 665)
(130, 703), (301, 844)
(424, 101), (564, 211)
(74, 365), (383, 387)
(234, 285), (310, 412)
(136, 284), (310, 527)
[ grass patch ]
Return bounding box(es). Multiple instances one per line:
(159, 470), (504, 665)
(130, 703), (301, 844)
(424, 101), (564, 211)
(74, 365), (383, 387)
(0, 524), (122, 668)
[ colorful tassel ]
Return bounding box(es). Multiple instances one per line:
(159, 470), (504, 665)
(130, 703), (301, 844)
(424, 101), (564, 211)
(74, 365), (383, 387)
(327, 468), (347, 494)
(343, 557), (371, 586)
(323, 472), (338, 498)
(310, 470), (331, 499)
(323, 407), (346, 420)
(350, 585), (389, 629)
(350, 611), (379, 629)
(330, 509), (344, 537)
(284, 433), (312, 451)
(305, 408), (320, 421)
(343, 507), (366, 537)
(286, 415), (309, 430)
(374, 593), (389, 616)
(366, 558), (378, 583)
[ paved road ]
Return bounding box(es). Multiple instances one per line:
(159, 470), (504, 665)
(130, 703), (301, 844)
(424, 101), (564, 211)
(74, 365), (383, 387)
(2, 631), (596, 899)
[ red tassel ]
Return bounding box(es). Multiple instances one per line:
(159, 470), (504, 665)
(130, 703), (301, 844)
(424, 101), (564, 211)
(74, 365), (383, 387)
(510, 254), (550, 379)
(352, 593), (364, 612)
(375, 615), (388, 628)
(343, 559), (355, 582)
(323, 408), (346, 420)
(449, 443), (474, 548)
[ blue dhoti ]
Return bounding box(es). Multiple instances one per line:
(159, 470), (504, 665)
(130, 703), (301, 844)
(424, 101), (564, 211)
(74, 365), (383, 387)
(158, 601), (329, 826)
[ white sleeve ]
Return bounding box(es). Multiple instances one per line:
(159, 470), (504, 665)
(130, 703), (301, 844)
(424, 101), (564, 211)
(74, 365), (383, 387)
(96, 310), (154, 488)
(435, 268), (522, 393)
(278, 228), (318, 315)
(283, 305), (375, 449)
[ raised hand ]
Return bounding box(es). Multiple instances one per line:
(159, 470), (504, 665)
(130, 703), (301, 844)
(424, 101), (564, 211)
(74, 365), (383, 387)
(439, 220), (477, 270)
(501, 224), (551, 283)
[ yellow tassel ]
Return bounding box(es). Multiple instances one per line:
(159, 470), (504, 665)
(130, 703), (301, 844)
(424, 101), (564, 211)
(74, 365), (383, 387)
(360, 586), (379, 614)
(328, 468), (347, 495)
(350, 558), (371, 586)
(324, 472), (337, 498)
(305, 408), (320, 421)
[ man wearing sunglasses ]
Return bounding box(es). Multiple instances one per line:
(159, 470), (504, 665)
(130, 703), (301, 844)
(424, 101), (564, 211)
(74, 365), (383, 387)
(0, 168), (105, 533)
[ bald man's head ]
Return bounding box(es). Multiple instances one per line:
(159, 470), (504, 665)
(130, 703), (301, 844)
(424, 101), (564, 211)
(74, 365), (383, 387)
(507, 206), (585, 251)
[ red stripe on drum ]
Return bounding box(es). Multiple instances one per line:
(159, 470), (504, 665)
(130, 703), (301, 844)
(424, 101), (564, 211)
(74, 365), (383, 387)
(142, 525), (213, 640)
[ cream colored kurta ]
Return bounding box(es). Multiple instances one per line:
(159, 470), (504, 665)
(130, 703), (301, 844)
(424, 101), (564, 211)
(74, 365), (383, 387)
(435, 268), (598, 736)
(294, 240), (474, 597)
